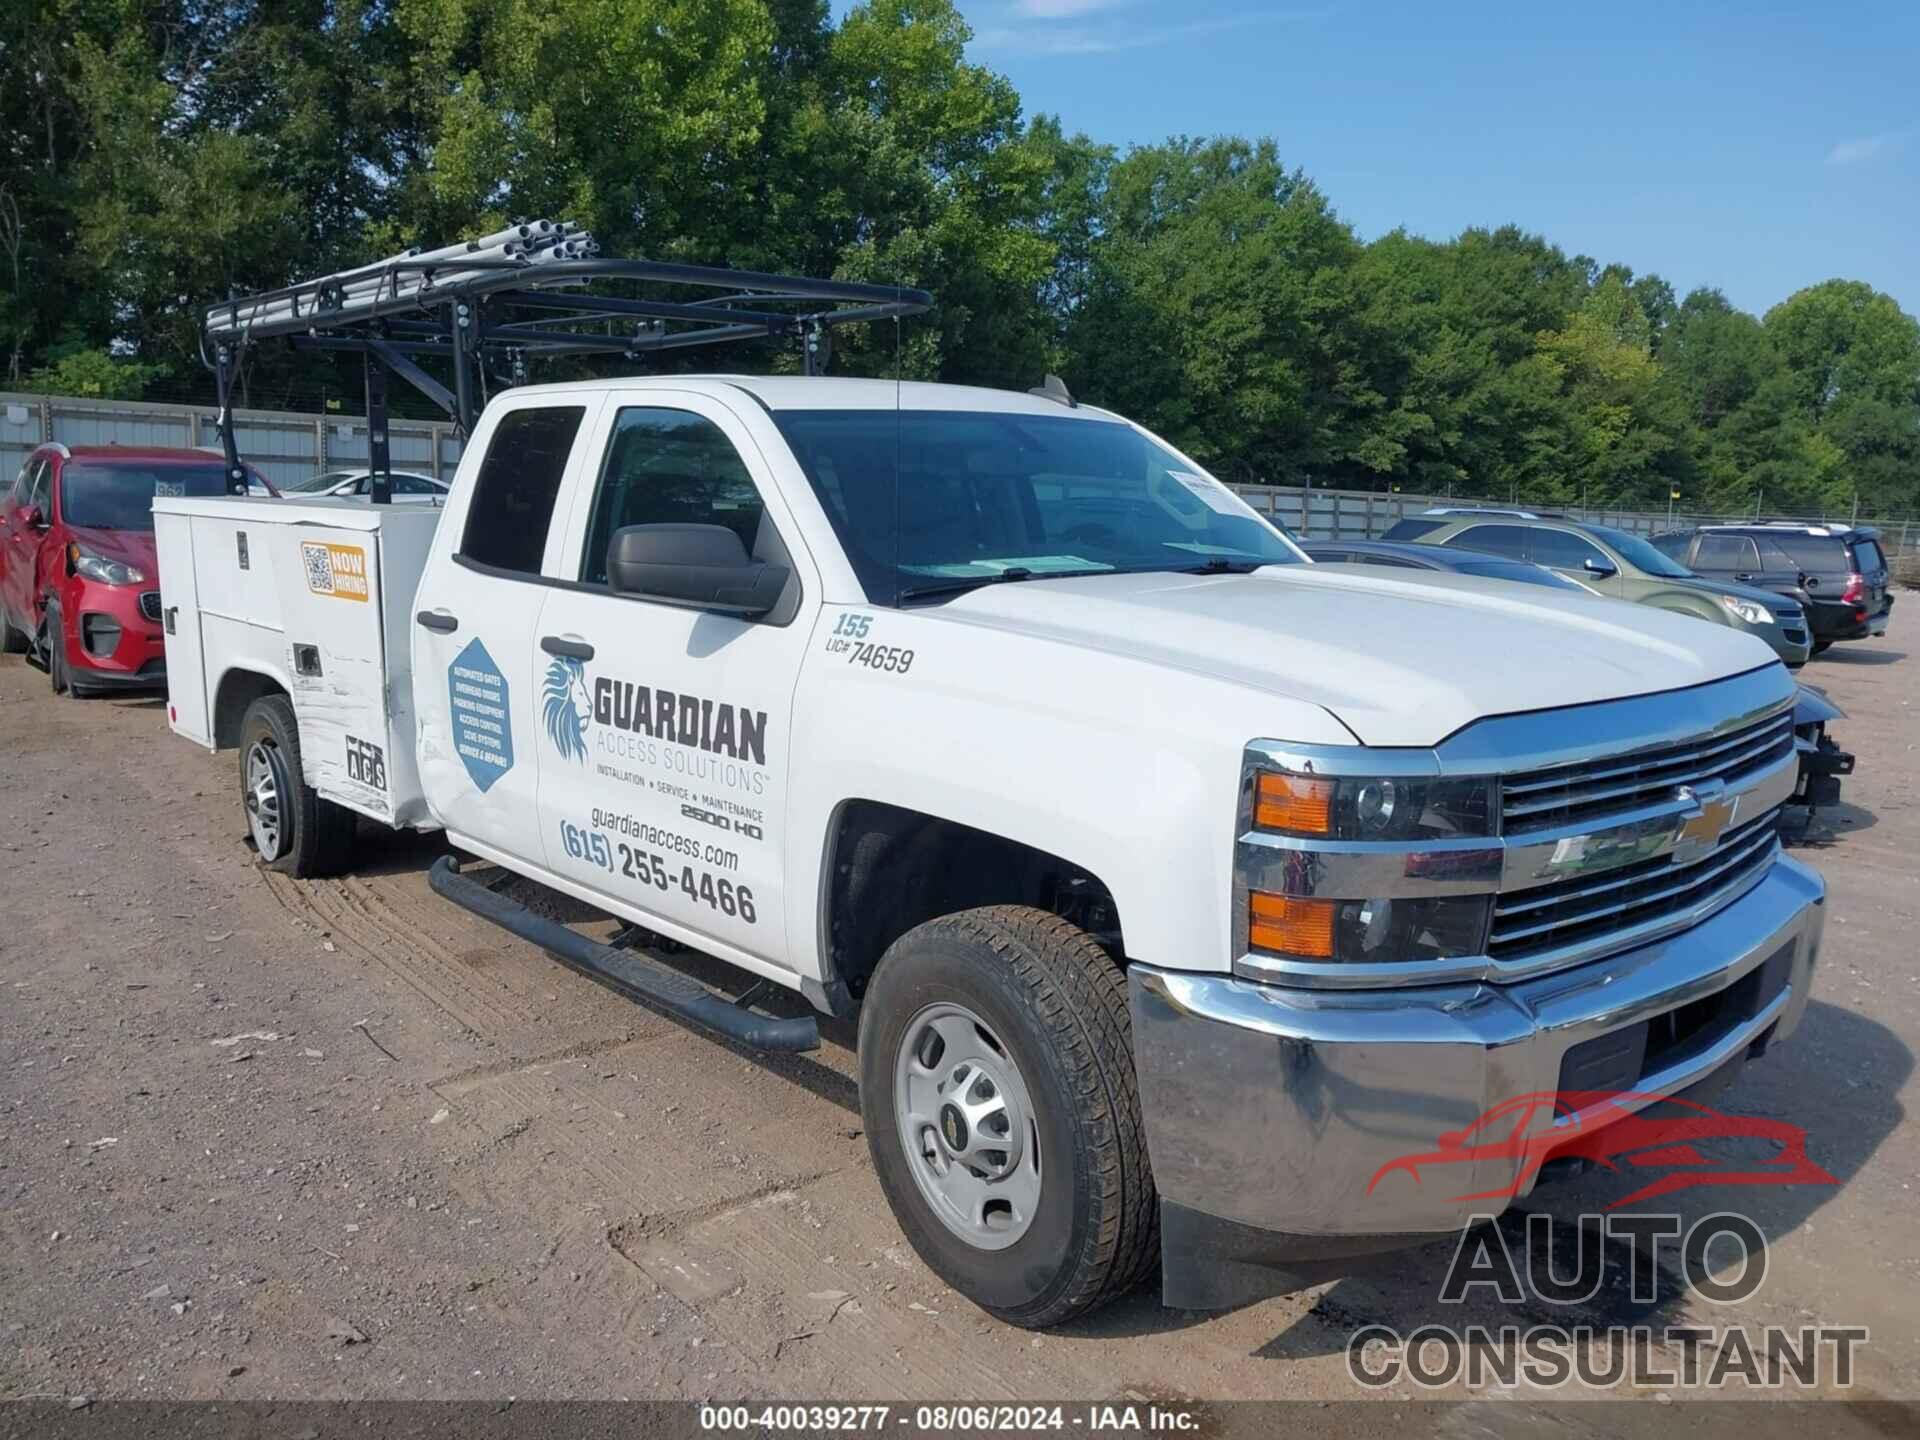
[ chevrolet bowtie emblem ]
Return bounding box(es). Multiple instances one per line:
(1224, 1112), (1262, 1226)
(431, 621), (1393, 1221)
(1671, 782), (1738, 864)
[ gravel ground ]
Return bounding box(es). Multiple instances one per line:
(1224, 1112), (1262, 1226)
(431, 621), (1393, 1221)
(1, 623), (1915, 1427)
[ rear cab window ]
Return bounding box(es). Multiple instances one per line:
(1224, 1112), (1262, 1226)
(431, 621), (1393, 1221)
(457, 406), (587, 575)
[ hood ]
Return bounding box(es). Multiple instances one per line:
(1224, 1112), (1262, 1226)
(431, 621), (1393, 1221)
(1658, 572), (1797, 613)
(65, 524), (159, 575)
(921, 566), (1781, 747)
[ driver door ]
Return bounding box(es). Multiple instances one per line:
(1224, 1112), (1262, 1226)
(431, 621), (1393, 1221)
(532, 393), (816, 976)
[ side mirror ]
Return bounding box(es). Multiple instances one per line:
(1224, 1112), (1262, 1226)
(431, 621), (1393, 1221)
(1583, 557), (1618, 579)
(606, 523), (789, 617)
(22, 505), (46, 531)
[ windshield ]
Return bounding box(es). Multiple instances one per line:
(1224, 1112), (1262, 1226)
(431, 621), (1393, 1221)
(60, 463), (232, 530)
(774, 410), (1302, 602)
(1588, 524), (1693, 578)
(287, 471), (355, 493)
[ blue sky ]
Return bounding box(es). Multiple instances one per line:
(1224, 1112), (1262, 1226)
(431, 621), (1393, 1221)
(942, 0), (1919, 317)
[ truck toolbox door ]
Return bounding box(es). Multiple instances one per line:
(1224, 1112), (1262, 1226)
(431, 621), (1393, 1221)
(152, 506), (212, 744)
(410, 399), (597, 865)
(532, 395), (812, 975)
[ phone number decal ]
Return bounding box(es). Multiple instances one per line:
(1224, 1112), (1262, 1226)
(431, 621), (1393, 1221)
(557, 818), (756, 923)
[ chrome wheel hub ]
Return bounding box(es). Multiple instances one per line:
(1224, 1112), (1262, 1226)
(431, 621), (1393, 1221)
(893, 1002), (1041, 1250)
(244, 740), (285, 859)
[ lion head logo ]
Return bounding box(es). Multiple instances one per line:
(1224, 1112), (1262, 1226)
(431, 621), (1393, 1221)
(542, 656), (591, 763)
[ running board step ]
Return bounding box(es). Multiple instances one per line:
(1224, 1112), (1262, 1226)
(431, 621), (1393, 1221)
(428, 856), (820, 1053)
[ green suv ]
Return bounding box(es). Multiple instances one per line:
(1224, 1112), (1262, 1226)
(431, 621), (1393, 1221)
(1411, 516), (1812, 668)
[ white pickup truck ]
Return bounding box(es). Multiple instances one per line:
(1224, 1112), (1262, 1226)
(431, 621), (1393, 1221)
(156, 374), (1826, 1326)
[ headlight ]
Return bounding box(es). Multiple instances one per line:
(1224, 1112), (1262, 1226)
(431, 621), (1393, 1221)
(70, 546), (145, 586)
(1253, 769), (1493, 841)
(1720, 595), (1770, 626)
(1246, 892), (1491, 966)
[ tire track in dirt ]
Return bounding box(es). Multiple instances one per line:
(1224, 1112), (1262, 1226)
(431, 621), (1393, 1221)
(259, 868), (541, 1039)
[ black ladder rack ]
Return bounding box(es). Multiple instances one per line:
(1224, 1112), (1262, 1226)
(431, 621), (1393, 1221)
(202, 226), (931, 501)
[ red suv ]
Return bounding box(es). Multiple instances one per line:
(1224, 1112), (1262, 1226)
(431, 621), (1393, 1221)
(0, 445), (249, 696)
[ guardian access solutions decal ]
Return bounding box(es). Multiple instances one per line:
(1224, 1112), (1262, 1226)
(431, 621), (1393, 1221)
(541, 657), (769, 796)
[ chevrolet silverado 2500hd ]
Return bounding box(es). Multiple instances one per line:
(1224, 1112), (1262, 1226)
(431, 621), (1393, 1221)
(156, 374), (1825, 1327)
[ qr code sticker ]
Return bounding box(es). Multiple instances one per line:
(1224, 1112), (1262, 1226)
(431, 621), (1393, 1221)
(302, 543), (336, 593)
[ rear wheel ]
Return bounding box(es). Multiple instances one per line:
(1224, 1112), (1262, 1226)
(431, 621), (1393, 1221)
(858, 906), (1158, 1328)
(0, 607), (26, 655)
(238, 694), (356, 877)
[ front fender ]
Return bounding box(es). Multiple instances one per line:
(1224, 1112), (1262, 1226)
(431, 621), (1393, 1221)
(785, 607), (1355, 981)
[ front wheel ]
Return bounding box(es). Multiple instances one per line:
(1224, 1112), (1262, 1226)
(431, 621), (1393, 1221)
(238, 694), (356, 877)
(858, 907), (1158, 1328)
(43, 603), (74, 695)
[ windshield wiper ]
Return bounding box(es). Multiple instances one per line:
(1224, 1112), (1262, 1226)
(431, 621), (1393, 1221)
(1172, 556), (1268, 574)
(895, 567), (1112, 604)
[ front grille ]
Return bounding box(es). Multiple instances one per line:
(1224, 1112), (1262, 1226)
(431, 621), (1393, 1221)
(1488, 806), (1781, 962)
(140, 591), (162, 622)
(1500, 708), (1793, 836)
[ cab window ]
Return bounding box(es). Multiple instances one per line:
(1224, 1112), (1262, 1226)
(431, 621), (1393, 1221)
(1444, 524), (1532, 561)
(1528, 528), (1612, 571)
(458, 406), (586, 575)
(579, 408), (768, 586)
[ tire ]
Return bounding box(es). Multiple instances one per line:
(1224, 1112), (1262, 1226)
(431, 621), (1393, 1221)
(43, 603), (68, 694)
(1810, 641), (1833, 656)
(0, 607), (26, 655)
(237, 694), (357, 877)
(858, 906), (1158, 1328)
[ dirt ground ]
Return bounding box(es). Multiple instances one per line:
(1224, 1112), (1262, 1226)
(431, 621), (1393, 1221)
(2, 623), (1916, 1422)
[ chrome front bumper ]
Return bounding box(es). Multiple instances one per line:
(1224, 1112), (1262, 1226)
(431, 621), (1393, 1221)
(1131, 852), (1825, 1298)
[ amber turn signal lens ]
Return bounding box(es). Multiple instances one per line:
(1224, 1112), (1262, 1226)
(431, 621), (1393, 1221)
(1254, 771), (1333, 834)
(1248, 891), (1336, 958)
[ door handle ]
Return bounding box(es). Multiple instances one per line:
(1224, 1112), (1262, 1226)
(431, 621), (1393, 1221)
(415, 610), (458, 633)
(541, 635), (594, 661)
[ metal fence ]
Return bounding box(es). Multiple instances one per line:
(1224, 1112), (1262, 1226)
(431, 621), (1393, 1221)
(1, 391), (464, 494)
(1230, 484), (1920, 555)
(5, 390), (1915, 556)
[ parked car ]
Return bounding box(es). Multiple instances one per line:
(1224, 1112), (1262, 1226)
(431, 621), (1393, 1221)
(1312, 540), (1855, 817)
(286, 468), (449, 501)
(1790, 685), (1854, 815)
(1652, 524), (1894, 654)
(0, 444), (261, 695)
(1381, 505), (1551, 542)
(1301, 539), (1591, 591)
(1407, 515), (1812, 667)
